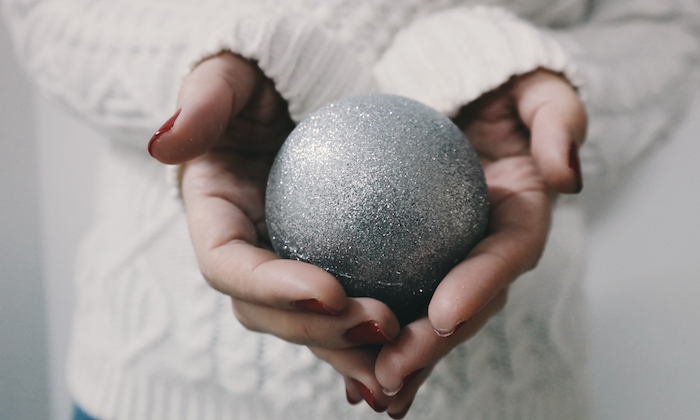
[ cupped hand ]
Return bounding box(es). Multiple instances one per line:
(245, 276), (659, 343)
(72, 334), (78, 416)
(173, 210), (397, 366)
(149, 52), (400, 349)
(321, 69), (587, 418)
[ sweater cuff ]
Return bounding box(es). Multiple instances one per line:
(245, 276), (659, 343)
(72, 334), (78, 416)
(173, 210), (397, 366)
(187, 7), (377, 123)
(164, 6), (378, 199)
(374, 6), (583, 116)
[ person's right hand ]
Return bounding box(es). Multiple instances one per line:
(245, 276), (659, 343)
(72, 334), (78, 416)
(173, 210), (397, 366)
(311, 69), (587, 418)
(148, 52), (401, 349)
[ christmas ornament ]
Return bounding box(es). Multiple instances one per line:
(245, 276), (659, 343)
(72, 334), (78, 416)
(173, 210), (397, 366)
(266, 93), (489, 325)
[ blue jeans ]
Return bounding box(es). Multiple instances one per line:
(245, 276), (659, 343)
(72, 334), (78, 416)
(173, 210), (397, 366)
(72, 404), (97, 420)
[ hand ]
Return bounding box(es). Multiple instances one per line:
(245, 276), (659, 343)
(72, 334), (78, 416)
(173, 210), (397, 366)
(149, 52), (401, 349)
(315, 69), (586, 418)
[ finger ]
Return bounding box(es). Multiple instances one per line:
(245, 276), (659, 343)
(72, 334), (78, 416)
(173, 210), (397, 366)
(195, 233), (350, 314)
(344, 377), (363, 405)
(384, 367), (428, 419)
(376, 290), (507, 396)
(312, 346), (391, 413)
(181, 155), (349, 313)
(514, 70), (587, 194)
(387, 400), (415, 420)
(318, 345), (423, 417)
(232, 297), (400, 348)
(428, 158), (551, 334)
(149, 53), (260, 164)
(235, 254), (350, 313)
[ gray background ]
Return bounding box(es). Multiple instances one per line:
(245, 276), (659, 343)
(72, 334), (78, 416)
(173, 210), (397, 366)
(1, 16), (699, 420)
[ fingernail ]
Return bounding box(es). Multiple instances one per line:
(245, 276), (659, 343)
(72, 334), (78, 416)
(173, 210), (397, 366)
(292, 299), (341, 316)
(388, 400), (414, 419)
(344, 321), (393, 345)
(346, 387), (362, 405)
(351, 379), (387, 412)
(381, 386), (401, 397)
(568, 142), (583, 193)
(434, 321), (464, 338)
(148, 109), (181, 157)
(382, 368), (424, 396)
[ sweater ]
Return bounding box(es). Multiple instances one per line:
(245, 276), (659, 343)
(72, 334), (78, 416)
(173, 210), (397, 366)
(3, 0), (699, 419)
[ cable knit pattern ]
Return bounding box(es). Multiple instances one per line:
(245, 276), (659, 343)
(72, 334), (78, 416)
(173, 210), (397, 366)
(1, 0), (376, 140)
(194, 7), (378, 123)
(3, 0), (700, 419)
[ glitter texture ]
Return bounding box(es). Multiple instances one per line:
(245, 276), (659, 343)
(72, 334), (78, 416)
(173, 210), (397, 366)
(265, 94), (489, 325)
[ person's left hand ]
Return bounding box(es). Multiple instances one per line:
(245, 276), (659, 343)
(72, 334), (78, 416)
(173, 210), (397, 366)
(312, 69), (587, 418)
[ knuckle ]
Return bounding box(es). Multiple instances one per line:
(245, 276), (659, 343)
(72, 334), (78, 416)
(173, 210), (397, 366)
(378, 347), (409, 377)
(282, 318), (317, 346)
(198, 256), (224, 291)
(300, 324), (314, 342)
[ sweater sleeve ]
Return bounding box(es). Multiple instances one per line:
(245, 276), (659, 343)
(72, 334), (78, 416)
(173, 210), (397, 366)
(373, 2), (700, 180)
(374, 6), (582, 116)
(1, 0), (376, 147)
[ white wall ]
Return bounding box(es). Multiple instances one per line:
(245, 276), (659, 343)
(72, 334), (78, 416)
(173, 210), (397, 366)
(35, 97), (106, 420)
(582, 92), (700, 419)
(1, 15), (104, 420)
(0, 18), (50, 420)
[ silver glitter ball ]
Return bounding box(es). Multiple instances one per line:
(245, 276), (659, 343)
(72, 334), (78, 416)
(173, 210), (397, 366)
(265, 93), (489, 324)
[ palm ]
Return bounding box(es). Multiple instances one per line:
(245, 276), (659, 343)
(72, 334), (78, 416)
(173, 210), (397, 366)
(213, 78), (295, 158)
(185, 77), (294, 251)
(456, 74), (551, 205)
(456, 76), (554, 278)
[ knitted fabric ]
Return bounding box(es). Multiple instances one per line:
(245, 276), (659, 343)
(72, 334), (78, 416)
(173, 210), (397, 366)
(3, 0), (699, 418)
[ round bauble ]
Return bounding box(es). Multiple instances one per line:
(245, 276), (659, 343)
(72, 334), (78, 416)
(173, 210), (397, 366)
(265, 93), (489, 325)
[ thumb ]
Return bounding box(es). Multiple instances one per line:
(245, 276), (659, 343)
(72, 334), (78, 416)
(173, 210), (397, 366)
(148, 53), (259, 164)
(515, 71), (587, 194)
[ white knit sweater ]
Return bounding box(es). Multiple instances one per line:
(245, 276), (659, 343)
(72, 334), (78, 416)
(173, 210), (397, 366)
(3, 0), (699, 419)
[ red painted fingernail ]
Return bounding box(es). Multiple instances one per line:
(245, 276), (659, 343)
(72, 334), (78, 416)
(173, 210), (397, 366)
(351, 379), (387, 412)
(148, 109), (181, 157)
(382, 368), (424, 396)
(388, 400), (414, 419)
(569, 142), (583, 193)
(344, 321), (393, 345)
(293, 299), (341, 316)
(346, 387), (362, 405)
